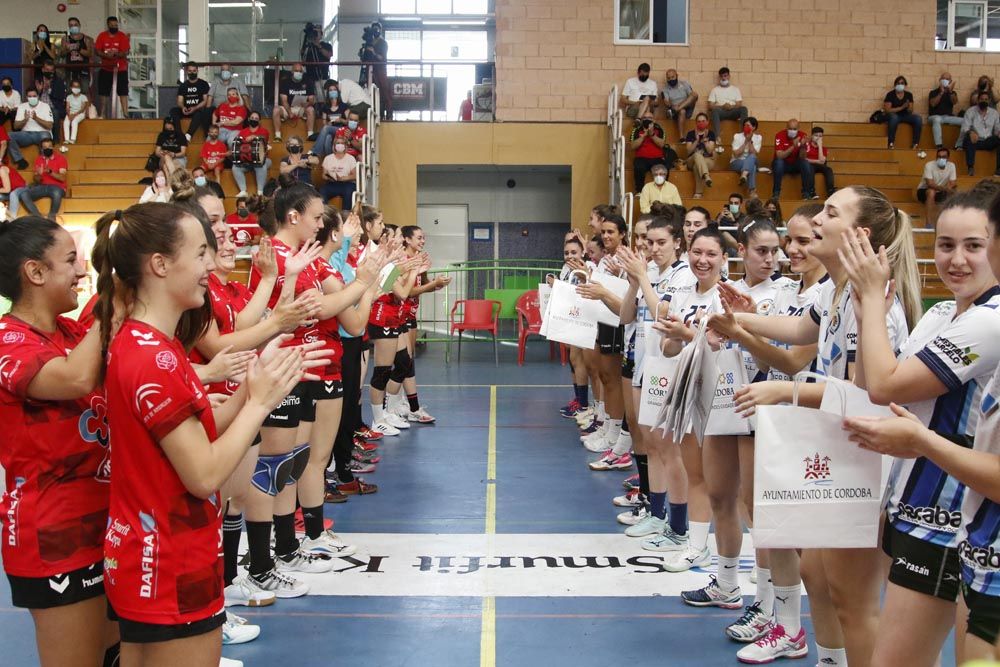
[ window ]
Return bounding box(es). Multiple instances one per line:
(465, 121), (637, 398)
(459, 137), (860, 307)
(937, 0), (1000, 51)
(378, 0), (489, 14)
(615, 0), (688, 45)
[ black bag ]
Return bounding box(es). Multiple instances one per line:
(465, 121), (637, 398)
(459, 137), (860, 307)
(144, 152), (160, 172)
(869, 110), (887, 124)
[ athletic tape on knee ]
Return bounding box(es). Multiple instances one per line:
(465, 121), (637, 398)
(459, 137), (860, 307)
(371, 365), (392, 390)
(390, 350), (411, 383)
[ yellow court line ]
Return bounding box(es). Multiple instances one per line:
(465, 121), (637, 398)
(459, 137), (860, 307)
(480, 385), (498, 667)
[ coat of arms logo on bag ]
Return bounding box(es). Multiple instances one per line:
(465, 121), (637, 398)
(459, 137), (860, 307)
(803, 453), (832, 483)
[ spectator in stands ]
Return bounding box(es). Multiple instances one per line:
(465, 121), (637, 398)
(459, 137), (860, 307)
(30, 25), (57, 78)
(459, 90), (474, 121)
(314, 80), (349, 157)
(212, 86), (247, 147)
(770, 118), (810, 199)
(153, 117), (188, 178)
(273, 63), (317, 143)
(94, 16), (130, 118)
(139, 169), (173, 203)
(661, 68), (698, 141)
(16, 137), (66, 219)
(232, 110), (272, 197)
(917, 147), (957, 228)
(61, 17), (92, 89)
(368, 22), (392, 119)
(335, 78), (372, 118)
(764, 196), (783, 224)
(961, 90), (1000, 177)
(0, 162), (26, 219)
(0, 124), (7, 164)
(208, 64), (251, 109)
(730, 116), (762, 197)
(8, 89), (53, 170)
(708, 67), (747, 149)
(226, 195), (262, 247)
(199, 125), (228, 182)
(340, 110), (367, 160)
(279, 136), (318, 184)
(639, 163), (681, 213)
(620, 63), (657, 120)
(803, 125), (834, 199)
(970, 75), (998, 110)
(169, 61), (212, 141)
(0, 77), (20, 129)
(883, 75), (922, 149)
(717, 192), (744, 225)
(191, 166), (225, 200)
(684, 112), (716, 198)
(301, 22), (333, 97)
(928, 72), (963, 150)
(34, 60), (66, 143)
(630, 110), (666, 192)
(321, 137), (357, 206)
(61, 78), (90, 149)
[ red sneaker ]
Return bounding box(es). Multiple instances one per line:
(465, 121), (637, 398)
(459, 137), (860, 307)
(354, 436), (379, 453)
(357, 426), (383, 441)
(337, 478), (379, 495)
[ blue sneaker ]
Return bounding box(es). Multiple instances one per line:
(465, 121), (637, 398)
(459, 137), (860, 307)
(580, 419), (602, 435)
(559, 400), (582, 418)
(681, 575), (743, 609)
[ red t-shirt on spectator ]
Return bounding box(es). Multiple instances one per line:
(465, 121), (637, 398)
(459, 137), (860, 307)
(4, 158), (26, 190)
(214, 103), (247, 128)
(774, 130), (807, 164)
(804, 142), (829, 162)
(237, 125), (270, 146)
(335, 126), (366, 159)
(459, 98), (473, 121)
(200, 139), (228, 170)
(224, 212), (260, 248)
(34, 154), (68, 190)
(95, 31), (130, 72)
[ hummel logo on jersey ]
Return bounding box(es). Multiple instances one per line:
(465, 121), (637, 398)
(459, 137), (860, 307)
(130, 329), (160, 346)
(48, 574), (70, 594)
(895, 557), (930, 577)
(896, 502), (962, 532)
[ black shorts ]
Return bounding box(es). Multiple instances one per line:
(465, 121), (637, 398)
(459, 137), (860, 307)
(963, 584), (1000, 645)
(7, 560), (105, 609)
(597, 323), (625, 355)
(262, 383), (307, 428)
(882, 521), (961, 602)
(368, 323), (404, 340)
(917, 188), (947, 204)
(109, 606), (225, 644)
(621, 356), (635, 380)
(305, 379), (344, 402)
(97, 69), (129, 96)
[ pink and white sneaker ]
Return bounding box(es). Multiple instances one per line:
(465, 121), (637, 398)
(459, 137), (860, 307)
(736, 625), (808, 664)
(589, 451), (633, 471)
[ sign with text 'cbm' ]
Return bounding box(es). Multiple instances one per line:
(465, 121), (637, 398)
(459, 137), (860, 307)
(389, 77), (447, 112)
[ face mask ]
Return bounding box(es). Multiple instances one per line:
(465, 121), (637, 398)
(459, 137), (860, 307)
(335, 143), (347, 153)
(194, 176), (207, 187)
(653, 174), (666, 185)
(348, 120), (358, 130)
(2, 85), (10, 93)
(37, 32), (47, 40)
(71, 87), (81, 94)
(638, 74), (648, 82)
(743, 123), (753, 135)
(69, 26), (80, 35)
(667, 79), (678, 87)
(42, 147), (53, 157)
(163, 125), (174, 134)
(980, 101), (990, 110)
(220, 70), (232, 81)
(786, 128), (797, 138)
(155, 176), (166, 187)
(108, 27), (118, 34)
(329, 90), (339, 100)
(720, 79), (730, 87)
(288, 145), (302, 154)
(27, 97), (39, 107)
(238, 207), (248, 218)
(187, 72), (198, 81)
(43, 71), (53, 79)
(208, 134), (219, 141)
(292, 72), (304, 82)
(895, 84), (905, 93)
(936, 158), (948, 168)
(729, 204), (740, 215)
(228, 94), (238, 103)
(940, 79), (950, 88)
(981, 82), (989, 91)
(248, 119), (259, 128)
(695, 120), (708, 131)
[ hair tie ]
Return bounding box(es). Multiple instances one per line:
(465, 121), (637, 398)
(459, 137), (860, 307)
(108, 210), (123, 239)
(742, 219), (757, 233)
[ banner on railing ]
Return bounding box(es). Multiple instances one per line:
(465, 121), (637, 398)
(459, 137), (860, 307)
(390, 77), (447, 112)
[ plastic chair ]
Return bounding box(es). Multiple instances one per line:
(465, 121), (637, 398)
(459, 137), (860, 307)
(450, 299), (502, 365)
(515, 290), (565, 366)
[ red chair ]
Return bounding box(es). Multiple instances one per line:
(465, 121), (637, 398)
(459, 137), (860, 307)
(515, 290), (566, 366)
(450, 299), (502, 365)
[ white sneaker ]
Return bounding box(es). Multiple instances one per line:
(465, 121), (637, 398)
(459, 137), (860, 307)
(580, 428), (606, 446)
(407, 407), (436, 423)
(235, 190), (248, 198)
(573, 407), (594, 424)
(225, 576), (276, 607)
(583, 436), (611, 453)
(300, 529), (357, 557)
(389, 393), (409, 417)
(372, 420), (400, 436)
(384, 412), (410, 429)
(246, 567), (308, 598)
(663, 545), (712, 572)
(220, 658), (244, 667)
(617, 504), (649, 526)
(59, 144), (69, 153)
(613, 490), (643, 507)
(275, 548), (334, 573)
(222, 611), (260, 645)
(726, 602), (773, 643)
(736, 625), (808, 663)
(641, 526), (689, 552)
(624, 514), (665, 537)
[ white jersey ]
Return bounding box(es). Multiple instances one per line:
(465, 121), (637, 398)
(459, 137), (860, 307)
(624, 261), (658, 363)
(730, 274), (796, 381)
(766, 275), (829, 382)
(667, 281), (724, 330)
(633, 260), (697, 383)
(887, 290), (1000, 549)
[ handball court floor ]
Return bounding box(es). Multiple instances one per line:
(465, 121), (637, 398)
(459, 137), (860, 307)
(0, 340), (958, 666)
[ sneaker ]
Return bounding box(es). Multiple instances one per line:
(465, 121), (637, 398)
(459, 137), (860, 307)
(185, 133), (192, 142)
(583, 435), (611, 453)
(222, 611), (260, 645)
(220, 658), (244, 667)
(917, 150), (927, 159)
(384, 412), (411, 429)
(641, 526), (689, 552)
(235, 190), (248, 198)
(273, 133), (283, 143)
(324, 486), (350, 503)
(372, 420), (400, 436)
(737, 625), (808, 664)
(613, 488), (642, 507)
(352, 448), (381, 463)
(681, 575), (743, 609)
(246, 567), (308, 598)
(407, 407), (436, 423)
(338, 478), (379, 495)
(581, 428), (606, 446)
(275, 548), (334, 574)
(589, 451), (633, 470)
(624, 514), (665, 537)
(623, 474), (640, 490)
(16, 159), (28, 170)
(726, 602), (774, 643)
(559, 400), (581, 418)
(349, 460), (376, 474)
(300, 529), (357, 557)
(576, 409), (598, 427)
(715, 145), (726, 154)
(617, 503), (649, 526)
(389, 395), (409, 418)
(579, 419), (602, 434)
(663, 545), (713, 572)
(307, 132), (319, 142)
(357, 425), (383, 441)
(59, 144), (69, 153)
(354, 437), (379, 452)
(224, 576), (276, 607)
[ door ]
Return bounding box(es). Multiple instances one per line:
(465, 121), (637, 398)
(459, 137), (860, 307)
(417, 204), (469, 334)
(948, 0), (987, 49)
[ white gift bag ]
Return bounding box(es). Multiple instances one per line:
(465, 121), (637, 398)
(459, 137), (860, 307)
(753, 377), (884, 549)
(705, 347), (751, 436)
(588, 271), (631, 326)
(543, 278), (599, 349)
(538, 276), (554, 337)
(638, 317), (680, 427)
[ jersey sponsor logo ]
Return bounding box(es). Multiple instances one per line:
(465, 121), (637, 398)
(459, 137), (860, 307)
(1, 331), (24, 344)
(79, 395), (112, 482)
(931, 336), (979, 367)
(278, 393), (301, 409)
(154, 350), (178, 372)
(303, 329), (321, 344)
(5, 482), (24, 547)
(129, 328), (160, 347)
(138, 511), (158, 599)
(895, 502), (962, 533)
(958, 540), (1000, 571)
(755, 298), (775, 315)
(135, 383), (165, 413)
(0, 354), (22, 389)
(48, 573), (70, 594)
(894, 556), (930, 578)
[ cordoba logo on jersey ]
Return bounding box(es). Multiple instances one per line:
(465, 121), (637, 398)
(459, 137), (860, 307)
(0, 354), (21, 388)
(756, 298), (775, 315)
(154, 350), (178, 372)
(303, 329), (321, 344)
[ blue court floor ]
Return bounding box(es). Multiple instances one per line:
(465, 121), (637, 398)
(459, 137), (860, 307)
(0, 340), (957, 666)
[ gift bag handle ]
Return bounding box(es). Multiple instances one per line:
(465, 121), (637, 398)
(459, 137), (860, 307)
(791, 372), (847, 418)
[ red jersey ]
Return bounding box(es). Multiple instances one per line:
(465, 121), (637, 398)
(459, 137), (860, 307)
(95, 30), (130, 72)
(238, 126), (270, 145)
(0, 315), (109, 577)
(103, 320), (222, 625)
(335, 126), (367, 159)
(774, 129), (807, 164)
(224, 212), (261, 248)
(190, 274), (253, 396)
(402, 273), (422, 323)
(311, 259), (343, 381)
(248, 237), (321, 347)
(34, 153), (68, 190)
(199, 139), (228, 170)
(4, 159), (26, 190)
(804, 142), (829, 161)
(214, 103), (247, 128)
(78, 293), (98, 328)
(370, 293), (404, 328)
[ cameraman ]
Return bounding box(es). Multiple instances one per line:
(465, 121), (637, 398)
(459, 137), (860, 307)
(301, 22), (332, 97)
(361, 22), (391, 119)
(629, 110), (667, 193)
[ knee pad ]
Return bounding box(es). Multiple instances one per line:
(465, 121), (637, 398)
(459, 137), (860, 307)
(390, 350), (411, 383)
(405, 355), (416, 379)
(288, 443), (310, 482)
(371, 365), (392, 391)
(251, 444), (311, 496)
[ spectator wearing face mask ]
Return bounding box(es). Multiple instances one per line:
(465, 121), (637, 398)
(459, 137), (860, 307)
(802, 126), (834, 199)
(638, 164), (681, 213)
(0, 160), (26, 219)
(153, 118), (187, 178)
(225, 196), (261, 248)
(716, 192), (744, 225)
(917, 148), (957, 227)
(199, 125), (228, 182)
(321, 139), (357, 207)
(730, 116), (762, 197)
(94, 16), (130, 118)
(232, 111), (272, 197)
(61, 78), (90, 149)
(334, 78), (372, 118)
(31, 24), (57, 79)
(301, 22), (333, 97)
(34, 60), (66, 143)
(884, 75), (922, 150)
(14, 137), (66, 219)
(212, 87), (247, 147)
(273, 63), (317, 143)
(8, 90), (53, 170)
(139, 169), (173, 203)
(61, 17), (92, 88)
(279, 137), (319, 184)
(190, 166), (225, 200)
(169, 61), (212, 141)
(0, 78), (21, 129)
(707, 67), (747, 149)
(661, 68), (698, 141)
(684, 112), (716, 198)
(928, 72), (963, 150)
(314, 81), (349, 157)
(338, 111), (367, 160)
(770, 118), (810, 200)
(630, 110), (666, 192)
(970, 75), (998, 110)
(961, 90), (1000, 177)
(620, 62), (657, 119)
(207, 63), (250, 110)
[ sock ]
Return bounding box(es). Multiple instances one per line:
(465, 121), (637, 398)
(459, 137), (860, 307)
(668, 502), (688, 536)
(754, 567), (774, 616)
(596, 400), (606, 421)
(372, 402), (386, 424)
(222, 513), (244, 586)
(246, 520), (274, 575)
(689, 521), (711, 552)
(273, 512), (298, 558)
(605, 418), (623, 444)
(301, 504), (325, 540)
(407, 393), (420, 412)
(649, 491), (667, 520)
(717, 556), (740, 593)
(634, 454), (651, 498)
(816, 645), (846, 666)
(773, 584), (802, 636)
(611, 430), (632, 456)
(577, 384), (589, 407)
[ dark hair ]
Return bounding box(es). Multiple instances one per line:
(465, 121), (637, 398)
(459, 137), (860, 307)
(401, 225), (422, 247)
(893, 75), (907, 87)
(695, 111), (708, 121)
(987, 191), (1000, 234)
(316, 206), (343, 246)
(184, 60), (197, 69)
(601, 213), (628, 237)
(719, 67), (730, 76)
(688, 206), (711, 220)
(170, 169), (220, 214)
(728, 192), (744, 203)
(647, 215), (683, 243)
(107, 16), (119, 23)
(0, 217), (63, 303)
(638, 63), (650, 73)
(590, 234), (605, 249)
(68, 16), (80, 23)
(274, 182), (322, 228)
(360, 204), (382, 244)
(691, 226), (725, 252)
(591, 203), (620, 220)
(736, 216), (778, 246)
(811, 126), (824, 135)
(937, 147), (950, 157)
(745, 116), (758, 129)
(764, 197), (784, 223)
(564, 237), (584, 250)
(940, 190), (993, 218)
(790, 202), (823, 222)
